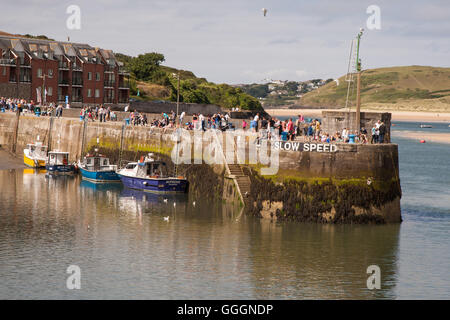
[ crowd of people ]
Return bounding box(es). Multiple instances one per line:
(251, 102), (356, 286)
(0, 97), (67, 117)
(79, 105), (118, 122)
(242, 114), (386, 144)
(1, 97), (387, 144)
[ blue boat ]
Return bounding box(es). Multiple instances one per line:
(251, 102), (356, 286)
(46, 151), (75, 175)
(117, 153), (188, 194)
(78, 153), (120, 183)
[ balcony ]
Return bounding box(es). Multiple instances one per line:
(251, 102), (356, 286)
(72, 64), (82, 71)
(9, 75), (17, 83)
(72, 78), (83, 86)
(58, 61), (69, 70)
(72, 96), (83, 102)
(0, 58), (15, 66)
(19, 76), (31, 83)
(58, 95), (66, 102)
(118, 81), (130, 89)
(104, 80), (116, 88)
(19, 59), (31, 67)
(118, 67), (129, 75)
(104, 65), (115, 73)
(58, 78), (70, 86)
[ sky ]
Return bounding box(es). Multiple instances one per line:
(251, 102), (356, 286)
(1, 0), (449, 84)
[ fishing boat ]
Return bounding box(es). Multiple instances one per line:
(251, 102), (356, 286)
(78, 153), (120, 183)
(45, 151), (75, 175)
(117, 153), (188, 193)
(420, 124), (433, 128)
(23, 142), (47, 168)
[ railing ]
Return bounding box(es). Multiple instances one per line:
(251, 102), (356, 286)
(72, 96), (83, 102)
(9, 76), (17, 82)
(104, 80), (115, 87)
(0, 58), (15, 65)
(58, 79), (69, 85)
(19, 76), (31, 83)
(72, 78), (83, 86)
(118, 67), (129, 75)
(58, 61), (69, 69)
(19, 58), (31, 67)
(104, 65), (115, 72)
(118, 81), (130, 88)
(72, 64), (82, 71)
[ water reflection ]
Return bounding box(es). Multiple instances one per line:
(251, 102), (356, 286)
(0, 169), (400, 299)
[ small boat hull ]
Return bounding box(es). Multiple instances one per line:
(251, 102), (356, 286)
(80, 167), (121, 183)
(24, 154), (46, 168)
(45, 164), (76, 175)
(118, 175), (188, 194)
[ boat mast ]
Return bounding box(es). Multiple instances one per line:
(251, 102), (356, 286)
(175, 71), (180, 177)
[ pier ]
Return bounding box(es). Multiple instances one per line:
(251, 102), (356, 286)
(0, 110), (401, 223)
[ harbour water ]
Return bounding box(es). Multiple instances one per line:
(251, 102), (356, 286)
(0, 121), (449, 299)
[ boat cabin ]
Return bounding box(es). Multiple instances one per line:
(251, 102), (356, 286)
(122, 160), (168, 179)
(47, 151), (70, 166)
(82, 154), (117, 172)
(27, 142), (47, 159)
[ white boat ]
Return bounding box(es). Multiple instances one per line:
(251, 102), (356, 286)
(46, 151), (76, 175)
(420, 124), (433, 128)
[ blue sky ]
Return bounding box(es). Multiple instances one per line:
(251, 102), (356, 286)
(2, 0), (449, 83)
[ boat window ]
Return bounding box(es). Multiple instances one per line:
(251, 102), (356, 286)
(86, 158), (92, 165)
(30, 146), (35, 152)
(126, 163), (136, 169)
(103, 159), (108, 166)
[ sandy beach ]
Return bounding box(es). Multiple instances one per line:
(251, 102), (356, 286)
(391, 131), (450, 144)
(265, 108), (450, 123)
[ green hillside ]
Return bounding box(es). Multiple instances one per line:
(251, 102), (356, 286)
(116, 52), (262, 111)
(300, 66), (450, 112)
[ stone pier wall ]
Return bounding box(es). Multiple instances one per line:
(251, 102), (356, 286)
(0, 112), (401, 223)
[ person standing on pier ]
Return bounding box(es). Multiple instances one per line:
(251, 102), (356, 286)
(378, 121), (386, 143)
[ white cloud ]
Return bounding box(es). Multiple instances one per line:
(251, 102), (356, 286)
(0, 0), (448, 83)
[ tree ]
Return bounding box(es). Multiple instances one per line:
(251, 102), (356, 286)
(129, 52), (165, 82)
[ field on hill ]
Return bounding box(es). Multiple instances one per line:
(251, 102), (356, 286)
(300, 66), (450, 112)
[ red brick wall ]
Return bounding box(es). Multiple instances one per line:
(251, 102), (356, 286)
(31, 58), (58, 104)
(82, 62), (104, 104)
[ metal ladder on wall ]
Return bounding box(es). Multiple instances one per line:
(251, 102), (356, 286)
(212, 130), (251, 207)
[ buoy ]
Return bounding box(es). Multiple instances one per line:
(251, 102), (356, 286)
(420, 140), (426, 143)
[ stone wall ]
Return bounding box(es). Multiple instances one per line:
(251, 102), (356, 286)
(126, 100), (223, 115)
(0, 83), (32, 100)
(321, 111), (391, 142)
(0, 112), (401, 223)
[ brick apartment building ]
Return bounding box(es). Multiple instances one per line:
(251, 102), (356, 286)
(0, 32), (129, 106)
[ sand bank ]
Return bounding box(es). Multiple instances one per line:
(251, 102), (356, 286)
(265, 108), (450, 123)
(392, 131), (450, 144)
(0, 148), (25, 170)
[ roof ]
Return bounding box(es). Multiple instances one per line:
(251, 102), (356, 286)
(0, 32), (119, 66)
